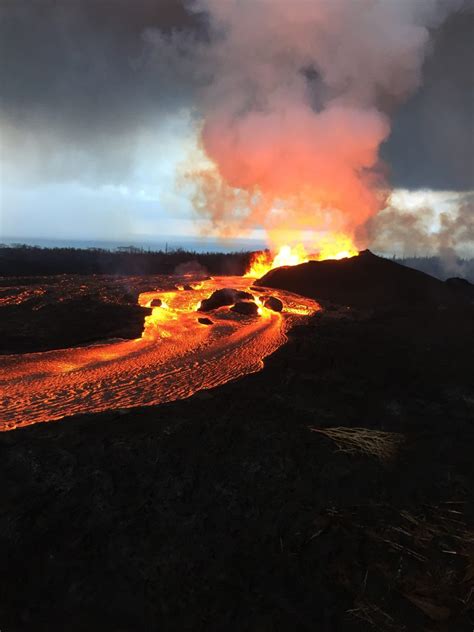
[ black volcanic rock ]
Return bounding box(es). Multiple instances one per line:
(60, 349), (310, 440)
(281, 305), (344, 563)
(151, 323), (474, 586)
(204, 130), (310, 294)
(257, 250), (463, 310)
(1, 261), (473, 632)
(2, 286), (473, 632)
(149, 298), (162, 307)
(198, 288), (253, 312)
(445, 277), (474, 302)
(231, 301), (259, 315)
(197, 317), (213, 325)
(236, 290), (254, 301)
(263, 296), (283, 312)
(0, 299), (150, 354)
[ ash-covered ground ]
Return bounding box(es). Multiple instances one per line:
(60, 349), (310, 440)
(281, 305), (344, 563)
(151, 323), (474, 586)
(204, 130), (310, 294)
(1, 252), (473, 631)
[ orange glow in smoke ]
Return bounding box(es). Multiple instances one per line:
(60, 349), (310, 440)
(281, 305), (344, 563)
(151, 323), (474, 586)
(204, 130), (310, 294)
(315, 233), (359, 262)
(245, 233), (358, 277)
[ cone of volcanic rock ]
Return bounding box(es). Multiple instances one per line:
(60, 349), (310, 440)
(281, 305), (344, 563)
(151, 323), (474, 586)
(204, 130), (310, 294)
(263, 296), (283, 312)
(198, 288), (253, 312)
(231, 301), (259, 315)
(445, 277), (474, 302)
(257, 250), (466, 310)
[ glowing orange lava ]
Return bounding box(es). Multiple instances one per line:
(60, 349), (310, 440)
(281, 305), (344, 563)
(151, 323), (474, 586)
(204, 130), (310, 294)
(0, 276), (320, 430)
(245, 234), (358, 277)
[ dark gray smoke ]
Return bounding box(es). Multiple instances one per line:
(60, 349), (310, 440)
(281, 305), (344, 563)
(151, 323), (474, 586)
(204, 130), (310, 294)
(381, 10), (474, 191)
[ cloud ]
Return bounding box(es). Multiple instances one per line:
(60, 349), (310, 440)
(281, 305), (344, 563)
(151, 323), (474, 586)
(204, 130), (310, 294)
(0, 0), (472, 254)
(382, 10), (474, 191)
(366, 189), (474, 258)
(0, 0), (202, 184)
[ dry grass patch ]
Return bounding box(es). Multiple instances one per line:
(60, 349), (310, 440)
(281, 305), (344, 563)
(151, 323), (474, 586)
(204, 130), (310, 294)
(310, 426), (405, 462)
(317, 502), (474, 630)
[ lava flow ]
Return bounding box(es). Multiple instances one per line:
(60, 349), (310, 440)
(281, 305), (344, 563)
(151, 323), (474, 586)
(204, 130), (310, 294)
(0, 275), (319, 431)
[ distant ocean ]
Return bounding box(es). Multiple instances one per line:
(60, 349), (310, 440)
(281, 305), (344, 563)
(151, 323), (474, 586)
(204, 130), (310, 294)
(1, 235), (267, 254)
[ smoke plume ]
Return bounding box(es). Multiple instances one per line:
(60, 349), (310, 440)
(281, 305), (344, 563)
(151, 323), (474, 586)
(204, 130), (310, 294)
(366, 191), (474, 275)
(1, 1), (471, 249)
(182, 0), (469, 249)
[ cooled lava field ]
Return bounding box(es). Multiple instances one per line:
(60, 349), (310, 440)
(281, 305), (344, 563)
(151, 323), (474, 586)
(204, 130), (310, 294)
(1, 252), (473, 632)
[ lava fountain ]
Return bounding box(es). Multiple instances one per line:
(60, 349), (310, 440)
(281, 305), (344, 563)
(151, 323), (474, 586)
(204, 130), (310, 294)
(183, 0), (459, 277)
(245, 234), (359, 278)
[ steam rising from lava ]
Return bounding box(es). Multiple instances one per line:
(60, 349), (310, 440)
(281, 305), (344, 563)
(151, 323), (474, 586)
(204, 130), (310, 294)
(184, 0), (466, 254)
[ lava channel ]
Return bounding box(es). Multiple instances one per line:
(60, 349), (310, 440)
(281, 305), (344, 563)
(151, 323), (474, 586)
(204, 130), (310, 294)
(0, 276), (319, 430)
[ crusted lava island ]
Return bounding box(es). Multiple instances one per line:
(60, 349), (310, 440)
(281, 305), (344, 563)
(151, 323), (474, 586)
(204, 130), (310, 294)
(1, 248), (474, 631)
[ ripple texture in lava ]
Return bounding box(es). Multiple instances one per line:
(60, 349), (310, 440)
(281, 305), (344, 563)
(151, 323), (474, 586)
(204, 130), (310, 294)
(0, 276), (319, 430)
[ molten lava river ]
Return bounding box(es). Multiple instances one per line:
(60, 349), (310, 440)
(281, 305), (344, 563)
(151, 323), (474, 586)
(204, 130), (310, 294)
(0, 276), (319, 430)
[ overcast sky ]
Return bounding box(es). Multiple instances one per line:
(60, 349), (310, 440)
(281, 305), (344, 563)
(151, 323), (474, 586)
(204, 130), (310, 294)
(0, 0), (472, 250)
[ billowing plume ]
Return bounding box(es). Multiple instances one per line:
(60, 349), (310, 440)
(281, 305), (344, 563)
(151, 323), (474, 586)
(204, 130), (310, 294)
(366, 191), (474, 275)
(185, 0), (467, 250)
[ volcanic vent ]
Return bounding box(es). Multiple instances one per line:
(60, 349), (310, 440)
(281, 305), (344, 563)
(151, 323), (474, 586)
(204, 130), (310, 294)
(255, 250), (471, 310)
